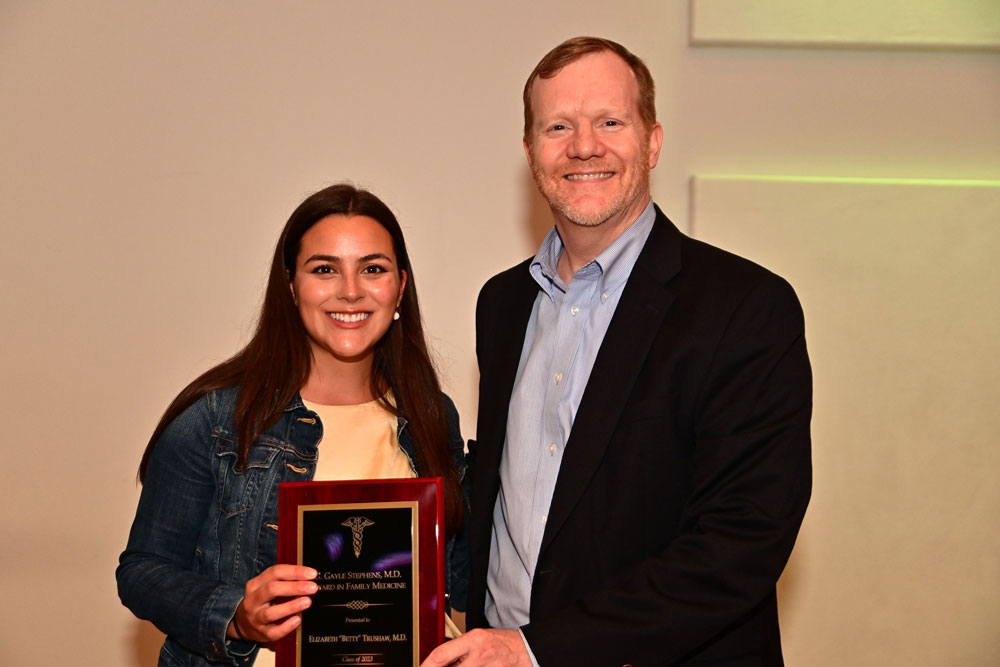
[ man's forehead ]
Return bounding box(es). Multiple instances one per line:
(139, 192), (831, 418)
(531, 52), (640, 114)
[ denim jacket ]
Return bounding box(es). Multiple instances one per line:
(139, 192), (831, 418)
(117, 386), (469, 666)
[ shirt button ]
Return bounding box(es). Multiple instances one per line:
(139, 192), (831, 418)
(570, 306), (580, 316)
(541, 515), (547, 524)
(549, 443), (557, 455)
(601, 292), (609, 303)
(554, 372), (563, 384)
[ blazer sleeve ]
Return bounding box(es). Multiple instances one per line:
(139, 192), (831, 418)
(441, 393), (471, 613)
(521, 272), (812, 665)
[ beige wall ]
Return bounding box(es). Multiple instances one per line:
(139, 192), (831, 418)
(1, 1), (997, 664)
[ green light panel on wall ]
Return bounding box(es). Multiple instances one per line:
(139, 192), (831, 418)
(690, 0), (1000, 51)
(698, 175), (1000, 188)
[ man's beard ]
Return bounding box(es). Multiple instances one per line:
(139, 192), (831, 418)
(531, 145), (651, 228)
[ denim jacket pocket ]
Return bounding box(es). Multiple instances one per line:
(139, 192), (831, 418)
(212, 431), (318, 578)
(212, 431), (283, 516)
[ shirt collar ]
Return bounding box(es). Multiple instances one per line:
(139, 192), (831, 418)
(529, 200), (656, 299)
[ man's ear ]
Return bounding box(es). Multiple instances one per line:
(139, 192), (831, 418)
(523, 138), (534, 169)
(647, 122), (663, 169)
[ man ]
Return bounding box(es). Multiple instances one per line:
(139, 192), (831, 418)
(424, 37), (811, 666)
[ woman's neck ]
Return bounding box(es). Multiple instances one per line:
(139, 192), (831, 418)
(300, 354), (375, 406)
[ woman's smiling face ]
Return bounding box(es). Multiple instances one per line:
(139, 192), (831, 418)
(290, 214), (406, 371)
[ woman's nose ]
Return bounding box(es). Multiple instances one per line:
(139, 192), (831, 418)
(337, 273), (361, 301)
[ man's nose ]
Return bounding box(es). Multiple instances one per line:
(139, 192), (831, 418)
(567, 125), (605, 160)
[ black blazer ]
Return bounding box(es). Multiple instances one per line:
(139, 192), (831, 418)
(467, 206), (812, 666)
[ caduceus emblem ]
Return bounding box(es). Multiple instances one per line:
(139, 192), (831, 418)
(341, 516), (374, 558)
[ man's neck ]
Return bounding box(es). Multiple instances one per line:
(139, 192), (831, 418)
(553, 196), (651, 283)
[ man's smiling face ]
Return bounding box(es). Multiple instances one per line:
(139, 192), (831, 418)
(525, 50), (662, 231)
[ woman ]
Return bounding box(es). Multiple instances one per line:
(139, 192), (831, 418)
(117, 184), (467, 666)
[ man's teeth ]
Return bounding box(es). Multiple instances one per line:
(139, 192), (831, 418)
(566, 172), (613, 180)
(329, 312), (370, 323)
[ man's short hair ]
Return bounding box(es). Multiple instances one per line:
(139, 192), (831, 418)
(523, 36), (657, 142)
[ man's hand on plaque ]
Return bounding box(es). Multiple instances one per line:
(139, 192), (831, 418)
(420, 628), (533, 667)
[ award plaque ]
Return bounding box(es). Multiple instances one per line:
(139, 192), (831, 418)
(276, 478), (445, 666)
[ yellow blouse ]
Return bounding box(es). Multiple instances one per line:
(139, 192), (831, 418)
(305, 397), (416, 481)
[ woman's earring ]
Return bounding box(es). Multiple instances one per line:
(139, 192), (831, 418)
(393, 310), (400, 321)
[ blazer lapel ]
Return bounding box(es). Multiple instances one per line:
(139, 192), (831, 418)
(539, 208), (683, 557)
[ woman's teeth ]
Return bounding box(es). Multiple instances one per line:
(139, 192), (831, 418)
(329, 312), (370, 323)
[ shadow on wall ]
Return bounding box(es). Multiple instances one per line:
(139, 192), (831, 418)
(460, 166), (551, 440)
(776, 516), (809, 632)
(126, 619), (165, 666)
(520, 167), (553, 254)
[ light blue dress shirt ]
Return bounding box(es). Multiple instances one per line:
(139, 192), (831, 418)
(485, 202), (656, 646)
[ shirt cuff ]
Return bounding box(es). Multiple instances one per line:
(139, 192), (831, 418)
(518, 628), (541, 667)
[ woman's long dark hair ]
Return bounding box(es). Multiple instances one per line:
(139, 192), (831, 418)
(138, 184), (463, 534)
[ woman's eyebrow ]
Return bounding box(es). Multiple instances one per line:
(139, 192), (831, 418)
(303, 253), (340, 263)
(303, 253), (393, 263)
